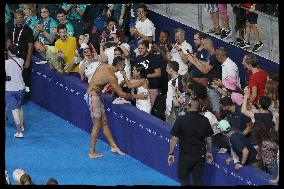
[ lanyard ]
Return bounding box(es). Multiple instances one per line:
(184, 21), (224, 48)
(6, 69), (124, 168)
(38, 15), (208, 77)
(12, 27), (24, 45)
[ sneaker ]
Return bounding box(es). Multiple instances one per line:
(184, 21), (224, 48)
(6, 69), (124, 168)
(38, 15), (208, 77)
(252, 42), (264, 52)
(14, 131), (23, 138)
(239, 41), (251, 49)
(215, 28), (222, 35)
(220, 29), (232, 39)
(236, 38), (243, 44)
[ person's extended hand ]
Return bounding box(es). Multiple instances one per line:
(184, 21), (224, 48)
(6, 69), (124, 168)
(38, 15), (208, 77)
(168, 155), (174, 166)
(120, 70), (127, 78)
(235, 163), (243, 171)
(226, 157), (233, 165)
(64, 63), (72, 71)
(206, 152), (213, 164)
(244, 86), (250, 96)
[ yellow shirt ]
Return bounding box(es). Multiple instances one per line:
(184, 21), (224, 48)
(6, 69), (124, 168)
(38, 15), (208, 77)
(55, 37), (78, 72)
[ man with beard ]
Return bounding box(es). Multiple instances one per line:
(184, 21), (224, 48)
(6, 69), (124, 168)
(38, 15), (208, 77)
(86, 56), (133, 158)
(54, 24), (77, 72)
(7, 10), (34, 104)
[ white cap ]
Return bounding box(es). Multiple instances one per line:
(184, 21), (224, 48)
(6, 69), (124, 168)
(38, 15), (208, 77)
(13, 169), (25, 184)
(80, 43), (89, 50)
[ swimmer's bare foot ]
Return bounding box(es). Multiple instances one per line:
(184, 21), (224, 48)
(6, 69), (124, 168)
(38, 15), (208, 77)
(89, 152), (104, 158)
(111, 147), (125, 156)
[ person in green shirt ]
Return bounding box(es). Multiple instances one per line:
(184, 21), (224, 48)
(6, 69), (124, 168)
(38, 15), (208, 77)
(55, 8), (74, 37)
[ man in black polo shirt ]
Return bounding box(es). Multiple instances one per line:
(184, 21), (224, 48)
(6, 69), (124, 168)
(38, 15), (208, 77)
(7, 10), (34, 103)
(168, 99), (214, 186)
(135, 40), (162, 107)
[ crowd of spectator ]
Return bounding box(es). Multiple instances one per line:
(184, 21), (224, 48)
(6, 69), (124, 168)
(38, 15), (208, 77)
(5, 3), (279, 185)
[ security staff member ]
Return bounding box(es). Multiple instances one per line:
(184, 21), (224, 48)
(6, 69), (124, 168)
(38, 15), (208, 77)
(168, 99), (214, 186)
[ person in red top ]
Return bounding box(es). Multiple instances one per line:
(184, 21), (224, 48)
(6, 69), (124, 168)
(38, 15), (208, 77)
(243, 54), (267, 105)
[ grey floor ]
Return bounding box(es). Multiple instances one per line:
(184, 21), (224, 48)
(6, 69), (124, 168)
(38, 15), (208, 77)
(147, 4), (279, 64)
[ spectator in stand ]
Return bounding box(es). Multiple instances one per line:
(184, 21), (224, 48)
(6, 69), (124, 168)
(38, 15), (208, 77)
(61, 4), (87, 37)
(77, 34), (96, 60)
(153, 30), (172, 62)
(231, 4), (246, 46)
(100, 28), (131, 80)
(220, 96), (253, 142)
(22, 4), (38, 34)
(167, 28), (193, 75)
(217, 4), (231, 39)
(78, 43), (100, 83)
(239, 4), (264, 52)
(46, 178), (58, 185)
(251, 121), (278, 176)
(121, 64), (151, 113)
(54, 24), (78, 72)
(5, 45), (25, 138)
(135, 40), (162, 107)
(34, 6), (58, 46)
(107, 4), (128, 32)
(212, 76), (244, 106)
(129, 4), (155, 55)
(36, 4), (59, 20)
(241, 87), (273, 132)
(165, 61), (183, 125)
(6, 10), (34, 104)
(187, 32), (211, 87)
(100, 18), (122, 46)
(265, 73), (279, 125)
(217, 119), (261, 171)
(213, 47), (241, 89)
(205, 4), (221, 35)
(243, 54), (268, 106)
(34, 41), (61, 72)
(198, 38), (223, 119)
(55, 8), (75, 37)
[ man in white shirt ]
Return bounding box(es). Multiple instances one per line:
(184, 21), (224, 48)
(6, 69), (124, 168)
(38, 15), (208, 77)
(165, 61), (183, 125)
(130, 4), (155, 43)
(129, 4), (155, 56)
(214, 47), (241, 88)
(166, 28), (193, 75)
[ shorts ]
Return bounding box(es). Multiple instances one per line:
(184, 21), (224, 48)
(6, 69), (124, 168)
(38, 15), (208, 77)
(207, 87), (220, 112)
(5, 90), (24, 111)
(217, 4), (228, 18)
(84, 93), (105, 118)
(245, 12), (258, 24)
(205, 4), (219, 13)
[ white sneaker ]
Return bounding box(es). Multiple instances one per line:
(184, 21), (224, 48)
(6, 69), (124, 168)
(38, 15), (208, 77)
(21, 126), (24, 132)
(14, 132), (24, 138)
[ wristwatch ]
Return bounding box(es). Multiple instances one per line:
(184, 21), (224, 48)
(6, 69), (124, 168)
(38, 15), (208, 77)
(168, 152), (174, 155)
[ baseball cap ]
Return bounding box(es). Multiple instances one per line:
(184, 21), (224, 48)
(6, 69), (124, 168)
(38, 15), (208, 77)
(13, 169), (25, 184)
(223, 76), (237, 90)
(217, 119), (231, 133)
(231, 92), (244, 105)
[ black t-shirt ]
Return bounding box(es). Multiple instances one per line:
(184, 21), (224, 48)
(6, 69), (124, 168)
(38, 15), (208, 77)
(171, 111), (213, 158)
(8, 25), (34, 60)
(135, 52), (162, 89)
(189, 48), (210, 78)
(229, 131), (257, 165)
(227, 105), (251, 132)
(207, 54), (222, 87)
(254, 112), (273, 131)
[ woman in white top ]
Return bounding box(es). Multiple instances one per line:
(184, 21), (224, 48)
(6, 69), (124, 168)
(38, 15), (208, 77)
(5, 44), (25, 138)
(78, 43), (100, 83)
(121, 64), (151, 113)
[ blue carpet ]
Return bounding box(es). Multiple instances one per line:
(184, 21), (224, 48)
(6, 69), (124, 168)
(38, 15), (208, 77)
(5, 102), (178, 185)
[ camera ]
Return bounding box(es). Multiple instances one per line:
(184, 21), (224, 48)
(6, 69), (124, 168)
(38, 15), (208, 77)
(6, 76), (11, 81)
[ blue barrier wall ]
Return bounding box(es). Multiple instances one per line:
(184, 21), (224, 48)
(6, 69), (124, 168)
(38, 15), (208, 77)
(30, 61), (274, 185)
(148, 10), (279, 88)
